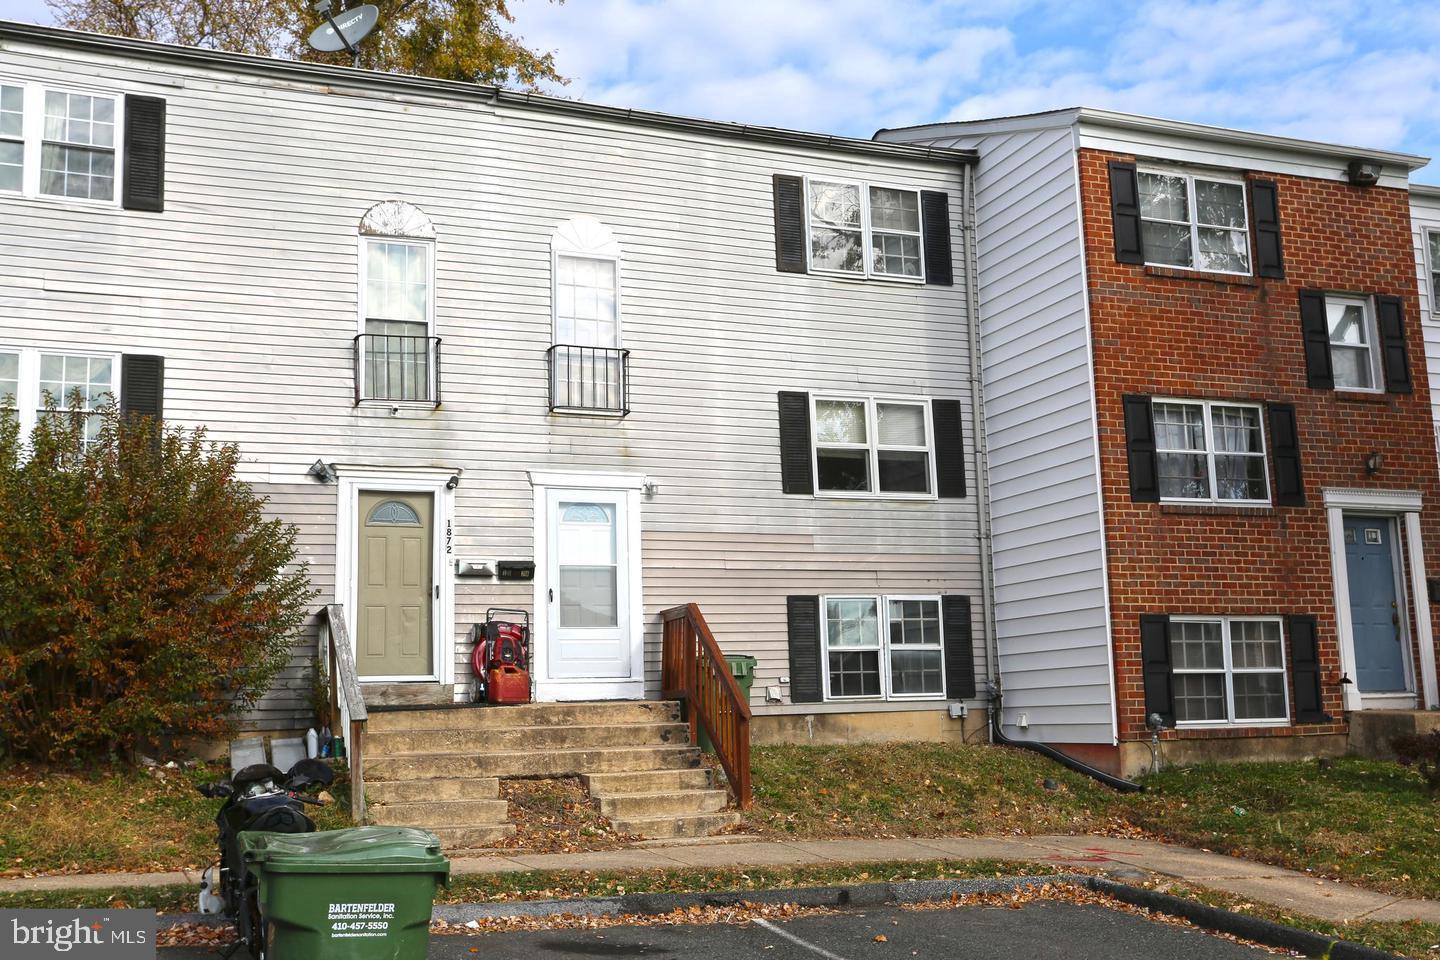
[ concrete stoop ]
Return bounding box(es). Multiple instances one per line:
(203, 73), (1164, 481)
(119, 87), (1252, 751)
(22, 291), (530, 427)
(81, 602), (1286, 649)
(1348, 709), (1440, 761)
(363, 700), (740, 845)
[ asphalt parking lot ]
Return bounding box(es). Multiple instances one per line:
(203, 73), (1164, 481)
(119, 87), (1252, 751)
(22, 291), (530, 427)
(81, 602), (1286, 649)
(161, 901), (1275, 959)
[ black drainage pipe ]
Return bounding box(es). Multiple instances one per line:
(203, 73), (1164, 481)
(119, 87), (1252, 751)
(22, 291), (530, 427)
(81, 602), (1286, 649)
(988, 687), (1144, 793)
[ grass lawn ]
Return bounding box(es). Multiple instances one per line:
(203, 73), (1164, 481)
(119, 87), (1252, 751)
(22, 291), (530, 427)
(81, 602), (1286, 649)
(0, 761), (350, 877)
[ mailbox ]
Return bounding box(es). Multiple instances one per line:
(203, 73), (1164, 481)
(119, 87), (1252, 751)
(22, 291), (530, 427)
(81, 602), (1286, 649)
(496, 560), (536, 582)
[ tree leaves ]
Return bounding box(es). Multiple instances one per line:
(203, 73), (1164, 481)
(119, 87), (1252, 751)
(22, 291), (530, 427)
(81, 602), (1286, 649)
(46, 0), (567, 88)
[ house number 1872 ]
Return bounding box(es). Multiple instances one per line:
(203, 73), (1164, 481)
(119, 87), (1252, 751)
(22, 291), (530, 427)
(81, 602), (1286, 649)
(445, 520), (453, 554)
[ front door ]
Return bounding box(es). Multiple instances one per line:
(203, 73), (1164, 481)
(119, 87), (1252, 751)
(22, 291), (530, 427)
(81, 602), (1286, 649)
(1344, 515), (1409, 693)
(546, 490), (631, 680)
(357, 491), (434, 679)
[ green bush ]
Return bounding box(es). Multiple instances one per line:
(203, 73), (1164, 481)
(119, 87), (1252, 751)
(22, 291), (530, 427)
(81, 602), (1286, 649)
(0, 399), (313, 759)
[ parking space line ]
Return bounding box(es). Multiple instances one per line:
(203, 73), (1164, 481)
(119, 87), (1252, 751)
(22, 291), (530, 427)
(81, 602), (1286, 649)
(752, 919), (854, 960)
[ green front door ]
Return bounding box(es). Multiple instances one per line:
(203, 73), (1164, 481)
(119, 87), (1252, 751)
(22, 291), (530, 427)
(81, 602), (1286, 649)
(357, 491), (434, 678)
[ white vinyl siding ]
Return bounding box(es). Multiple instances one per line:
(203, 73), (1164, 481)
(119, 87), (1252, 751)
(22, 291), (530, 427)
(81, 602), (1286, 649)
(1171, 616), (1289, 726)
(1138, 169), (1250, 275)
(0, 41), (979, 728)
(1153, 399), (1269, 504)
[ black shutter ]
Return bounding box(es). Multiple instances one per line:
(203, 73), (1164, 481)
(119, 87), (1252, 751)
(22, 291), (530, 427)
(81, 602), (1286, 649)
(1288, 615), (1330, 723)
(786, 595), (823, 703)
(920, 190), (954, 286)
(1108, 161), (1144, 265)
(1299, 290), (1334, 390)
(1140, 614), (1174, 727)
(772, 174), (807, 274)
(941, 595), (976, 700)
(1376, 295), (1413, 394)
(122, 95), (166, 213)
(1122, 394), (1159, 502)
(932, 398), (966, 498)
(120, 355), (165, 420)
(1249, 180), (1284, 279)
(1267, 403), (1305, 506)
(777, 391), (814, 495)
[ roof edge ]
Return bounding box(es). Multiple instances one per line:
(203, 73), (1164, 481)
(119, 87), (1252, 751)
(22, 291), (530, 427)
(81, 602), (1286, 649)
(0, 20), (976, 167)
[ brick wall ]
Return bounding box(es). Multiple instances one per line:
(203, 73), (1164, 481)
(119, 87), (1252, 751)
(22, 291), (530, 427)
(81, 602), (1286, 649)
(1077, 147), (1440, 744)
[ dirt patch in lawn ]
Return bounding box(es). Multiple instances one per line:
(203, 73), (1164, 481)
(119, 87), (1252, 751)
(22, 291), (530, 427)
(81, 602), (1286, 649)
(487, 778), (642, 854)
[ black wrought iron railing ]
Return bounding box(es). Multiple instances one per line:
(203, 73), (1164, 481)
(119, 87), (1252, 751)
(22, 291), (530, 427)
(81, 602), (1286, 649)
(547, 344), (630, 415)
(354, 334), (441, 405)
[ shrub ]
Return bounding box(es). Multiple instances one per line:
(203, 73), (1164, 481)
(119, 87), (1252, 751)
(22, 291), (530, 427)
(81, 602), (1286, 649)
(1392, 731), (1440, 796)
(0, 399), (313, 760)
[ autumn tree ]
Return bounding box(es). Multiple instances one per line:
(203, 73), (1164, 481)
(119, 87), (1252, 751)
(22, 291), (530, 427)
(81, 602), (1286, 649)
(47, 0), (564, 87)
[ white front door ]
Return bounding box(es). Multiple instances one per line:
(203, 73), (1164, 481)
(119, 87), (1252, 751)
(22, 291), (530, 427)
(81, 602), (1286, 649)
(546, 489), (632, 680)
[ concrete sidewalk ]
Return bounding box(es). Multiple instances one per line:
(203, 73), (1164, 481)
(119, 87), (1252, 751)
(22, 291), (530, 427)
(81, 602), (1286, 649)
(4, 834), (1437, 927)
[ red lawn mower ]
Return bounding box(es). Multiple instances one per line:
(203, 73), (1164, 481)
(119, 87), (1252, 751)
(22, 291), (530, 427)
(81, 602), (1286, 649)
(471, 608), (532, 705)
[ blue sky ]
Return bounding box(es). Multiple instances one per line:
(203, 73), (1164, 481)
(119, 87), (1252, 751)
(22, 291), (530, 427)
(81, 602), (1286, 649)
(8, 0), (1440, 181)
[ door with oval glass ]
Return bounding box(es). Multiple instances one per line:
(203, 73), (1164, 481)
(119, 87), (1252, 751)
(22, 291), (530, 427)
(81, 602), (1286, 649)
(545, 490), (631, 680)
(357, 491), (434, 679)
(1343, 514), (1410, 694)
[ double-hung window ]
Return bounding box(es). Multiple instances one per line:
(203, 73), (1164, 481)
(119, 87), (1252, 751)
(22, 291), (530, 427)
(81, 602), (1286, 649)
(823, 595), (945, 700)
(1427, 231), (1440, 320)
(806, 179), (924, 281)
(1153, 399), (1268, 504)
(360, 238), (434, 403)
(1171, 617), (1288, 725)
(1, 347), (117, 446)
(1138, 169), (1250, 274)
(0, 81), (122, 203)
(811, 395), (934, 497)
(1324, 294), (1383, 391)
(552, 253), (625, 413)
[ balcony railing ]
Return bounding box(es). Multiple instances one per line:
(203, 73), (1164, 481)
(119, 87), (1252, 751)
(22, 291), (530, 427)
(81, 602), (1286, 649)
(354, 334), (441, 406)
(548, 344), (630, 416)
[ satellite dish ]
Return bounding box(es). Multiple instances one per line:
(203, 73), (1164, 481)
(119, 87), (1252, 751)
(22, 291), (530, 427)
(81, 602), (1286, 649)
(308, 3), (380, 56)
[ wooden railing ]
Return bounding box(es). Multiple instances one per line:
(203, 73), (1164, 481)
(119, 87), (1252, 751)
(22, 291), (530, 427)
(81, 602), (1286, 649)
(318, 604), (368, 823)
(660, 603), (752, 808)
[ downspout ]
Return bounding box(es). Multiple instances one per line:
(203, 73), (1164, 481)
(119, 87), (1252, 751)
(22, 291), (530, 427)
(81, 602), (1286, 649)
(960, 161), (1000, 736)
(989, 685), (1143, 792)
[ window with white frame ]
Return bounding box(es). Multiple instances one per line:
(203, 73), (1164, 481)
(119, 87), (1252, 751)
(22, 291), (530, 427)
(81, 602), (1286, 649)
(1138, 169), (1251, 274)
(361, 238), (433, 401)
(806, 179), (924, 281)
(1171, 617), (1288, 725)
(550, 217), (626, 414)
(1153, 399), (1268, 504)
(812, 395), (934, 496)
(1428, 231), (1440, 320)
(823, 595), (945, 700)
(41, 90), (117, 201)
(0, 83), (22, 193)
(1, 347), (117, 445)
(1324, 294), (1382, 391)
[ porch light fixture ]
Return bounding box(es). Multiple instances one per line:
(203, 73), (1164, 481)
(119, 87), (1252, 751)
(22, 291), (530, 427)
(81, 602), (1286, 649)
(1346, 160), (1381, 187)
(1365, 451), (1383, 475)
(307, 459), (338, 484)
(642, 479), (659, 497)
(445, 474), (460, 490)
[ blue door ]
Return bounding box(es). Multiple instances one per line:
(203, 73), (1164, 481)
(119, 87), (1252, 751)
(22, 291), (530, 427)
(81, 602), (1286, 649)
(1344, 516), (1408, 693)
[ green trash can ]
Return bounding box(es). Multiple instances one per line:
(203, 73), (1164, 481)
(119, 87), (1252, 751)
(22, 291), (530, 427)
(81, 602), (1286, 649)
(239, 826), (449, 960)
(699, 654), (757, 752)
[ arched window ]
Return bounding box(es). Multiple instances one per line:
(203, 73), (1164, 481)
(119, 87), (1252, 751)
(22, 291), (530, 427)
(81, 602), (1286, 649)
(358, 202), (437, 404)
(550, 217), (626, 415)
(366, 499), (422, 526)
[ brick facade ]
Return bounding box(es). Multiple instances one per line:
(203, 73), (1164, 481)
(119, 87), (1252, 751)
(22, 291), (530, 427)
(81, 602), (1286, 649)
(1077, 147), (1440, 746)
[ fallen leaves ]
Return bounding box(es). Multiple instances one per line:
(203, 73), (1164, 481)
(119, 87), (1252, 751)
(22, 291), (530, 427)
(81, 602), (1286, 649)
(431, 901), (833, 936)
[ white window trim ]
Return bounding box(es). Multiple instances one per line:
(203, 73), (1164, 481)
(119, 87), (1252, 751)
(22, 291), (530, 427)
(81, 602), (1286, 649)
(809, 393), (938, 501)
(820, 593), (947, 703)
(1153, 397), (1270, 506)
(802, 176), (926, 284)
(1138, 167), (1251, 277)
(1171, 615), (1290, 728)
(1321, 293), (1385, 394)
(1, 344), (121, 440)
(355, 234), (437, 407)
(0, 77), (124, 207)
(1424, 229), (1440, 325)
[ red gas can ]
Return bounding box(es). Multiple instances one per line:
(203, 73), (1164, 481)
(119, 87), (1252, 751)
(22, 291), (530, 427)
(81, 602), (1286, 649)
(486, 664), (531, 705)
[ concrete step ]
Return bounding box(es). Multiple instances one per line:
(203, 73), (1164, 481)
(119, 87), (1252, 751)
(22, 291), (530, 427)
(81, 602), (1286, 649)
(1349, 709), (1439, 760)
(595, 789), (728, 820)
(370, 798), (509, 827)
(583, 768), (714, 795)
(364, 745), (703, 782)
(366, 701), (681, 732)
(367, 722), (690, 756)
(609, 811), (742, 840)
(365, 777), (499, 803)
(424, 824), (516, 849)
